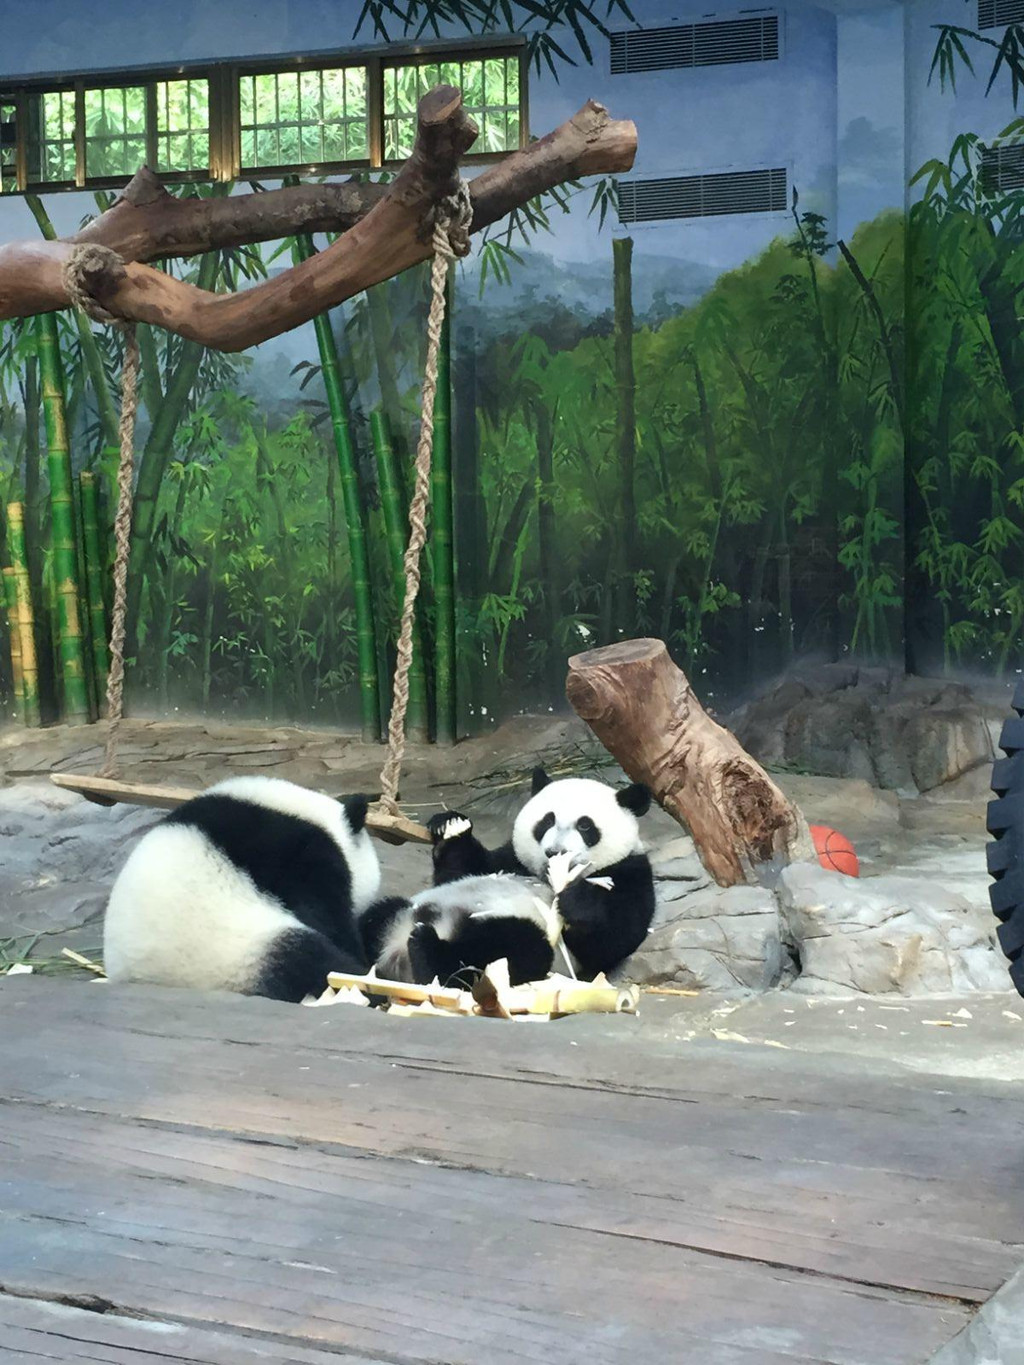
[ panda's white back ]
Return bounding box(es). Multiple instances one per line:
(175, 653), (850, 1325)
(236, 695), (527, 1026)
(102, 775), (379, 998)
(104, 822), (295, 991)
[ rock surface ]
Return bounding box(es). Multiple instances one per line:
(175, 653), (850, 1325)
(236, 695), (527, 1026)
(777, 863), (1005, 996)
(731, 665), (1000, 793)
(617, 884), (788, 993)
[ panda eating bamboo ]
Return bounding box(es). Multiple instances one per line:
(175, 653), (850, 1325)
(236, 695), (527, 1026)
(359, 767), (656, 987)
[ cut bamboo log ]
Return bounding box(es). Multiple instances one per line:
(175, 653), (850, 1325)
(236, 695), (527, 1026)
(566, 637), (814, 887)
(49, 771), (432, 844)
(6, 504), (41, 726)
(3, 566), (23, 721)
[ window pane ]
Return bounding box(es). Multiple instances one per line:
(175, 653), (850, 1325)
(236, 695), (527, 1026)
(0, 102), (17, 193)
(383, 55), (521, 158)
(238, 64), (368, 170)
(156, 78), (209, 173)
(84, 84), (146, 179)
(26, 90), (75, 184)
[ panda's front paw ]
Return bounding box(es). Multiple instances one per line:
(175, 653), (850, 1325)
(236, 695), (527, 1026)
(427, 811), (473, 845)
(546, 851), (592, 896)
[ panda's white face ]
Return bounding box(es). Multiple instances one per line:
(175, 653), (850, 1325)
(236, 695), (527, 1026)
(511, 775), (648, 876)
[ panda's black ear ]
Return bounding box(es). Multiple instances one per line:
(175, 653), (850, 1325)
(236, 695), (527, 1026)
(342, 795), (370, 834)
(531, 766), (552, 795)
(616, 783), (651, 817)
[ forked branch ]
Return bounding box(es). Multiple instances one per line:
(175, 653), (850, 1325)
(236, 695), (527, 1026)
(0, 88), (636, 351)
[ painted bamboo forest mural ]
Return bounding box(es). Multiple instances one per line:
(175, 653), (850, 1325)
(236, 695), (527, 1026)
(0, 0), (1021, 738)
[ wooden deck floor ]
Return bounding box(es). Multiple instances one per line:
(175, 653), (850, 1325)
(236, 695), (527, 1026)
(1, 978), (1022, 1364)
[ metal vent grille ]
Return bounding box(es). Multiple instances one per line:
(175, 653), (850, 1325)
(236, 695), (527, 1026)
(610, 15), (779, 74)
(979, 0), (1024, 28)
(618, 168), (788, 224)
(981, 143), (1024, 192)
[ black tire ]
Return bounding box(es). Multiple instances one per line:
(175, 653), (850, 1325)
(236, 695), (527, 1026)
(988, 678), (1024, 996)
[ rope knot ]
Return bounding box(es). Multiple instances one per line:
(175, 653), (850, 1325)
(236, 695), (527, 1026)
(62, 243), (129, 327)
(428, 179), (473, 261)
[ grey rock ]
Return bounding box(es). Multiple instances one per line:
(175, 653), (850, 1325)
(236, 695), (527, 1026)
(732, 668), (994, 793)
(616, 884), (787, 993)
(777, 863), (1006, 996)
(927, 1265), (1024, 1365)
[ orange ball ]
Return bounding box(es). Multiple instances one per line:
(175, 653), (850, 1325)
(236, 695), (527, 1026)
(809, 824), (859, 877)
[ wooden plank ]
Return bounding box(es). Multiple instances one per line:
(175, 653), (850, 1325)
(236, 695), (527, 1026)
(0, 1293), (378, 1363)
(0, 1103), (973, 1365)
(2, 982), (1022, 1304)
(48, 772), (432, 843)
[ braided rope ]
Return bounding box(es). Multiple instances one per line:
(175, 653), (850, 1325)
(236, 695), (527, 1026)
(376, 181), (472, 816)
(62, 244), (138, 777)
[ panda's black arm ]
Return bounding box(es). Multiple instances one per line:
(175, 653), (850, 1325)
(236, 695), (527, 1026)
(558, 854), (656, 975)
(429, 813), (525, 885)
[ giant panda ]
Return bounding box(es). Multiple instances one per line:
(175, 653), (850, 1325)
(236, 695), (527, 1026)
(360, 768), (656, 985)
(103, 776), (379, 1003)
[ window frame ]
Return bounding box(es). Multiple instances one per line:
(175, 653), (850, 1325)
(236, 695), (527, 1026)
(0, 37), (528, 196)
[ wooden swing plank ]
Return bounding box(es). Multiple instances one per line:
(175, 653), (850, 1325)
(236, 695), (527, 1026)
(49, 772), (432, 844)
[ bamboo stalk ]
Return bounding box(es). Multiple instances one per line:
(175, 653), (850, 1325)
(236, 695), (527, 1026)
(371, 409), (429, 742)
(79, 471), (109, 712)
(3, 566), (23, 721)
(293, 231), (381, 741)
(36, 315), (89, 724)
(432, 286), (457, 745)
(6, 503), (40, 725)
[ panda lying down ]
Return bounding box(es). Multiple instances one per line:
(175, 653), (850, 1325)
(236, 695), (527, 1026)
(102, 769), (656, 1001)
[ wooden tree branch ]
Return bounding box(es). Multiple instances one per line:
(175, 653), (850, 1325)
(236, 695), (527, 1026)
(566, 638), (814, 888)
(0, 91), (636, 352)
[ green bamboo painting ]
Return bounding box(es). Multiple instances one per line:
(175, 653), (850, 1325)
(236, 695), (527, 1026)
(431, 294), (457, 745)
(36, 316), (90, 723)
(371, 409), (429, 742)
(5, 504), (40, 726)
(292, 232), (382, 742)
(2, 566), (23, 721)
(79, 471), (109, 710)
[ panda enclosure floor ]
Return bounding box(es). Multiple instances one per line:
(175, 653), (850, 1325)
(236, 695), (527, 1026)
(1, 976), (1023, 1365)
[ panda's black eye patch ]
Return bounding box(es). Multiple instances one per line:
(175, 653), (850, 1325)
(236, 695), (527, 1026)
(532, 812), (555, 842)
(576, 816), (599, 848)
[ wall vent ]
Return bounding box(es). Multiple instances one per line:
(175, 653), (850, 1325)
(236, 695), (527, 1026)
(618, 168), (788, 224)
(979, 0), (1024, 28)
(981, 143), (1024, 192)
(609, 15), (779, 74)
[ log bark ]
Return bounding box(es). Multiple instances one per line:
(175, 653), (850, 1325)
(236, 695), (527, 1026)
(566, 638), (813, 887)
(0, 91), (636, 352)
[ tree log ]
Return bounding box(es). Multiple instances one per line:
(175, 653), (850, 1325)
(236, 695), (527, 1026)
(566, 638), (814, 887)
(0, 91), (636, 351)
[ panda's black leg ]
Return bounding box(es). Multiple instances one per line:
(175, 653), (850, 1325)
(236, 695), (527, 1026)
(252, 928), (366, 1004)
(406, 920), (465, 986)
(458, 917), (554, 987)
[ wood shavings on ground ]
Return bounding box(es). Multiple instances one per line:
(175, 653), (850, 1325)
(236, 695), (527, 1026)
(60, 948), (106, 976)
(320, 961), (641, 1020)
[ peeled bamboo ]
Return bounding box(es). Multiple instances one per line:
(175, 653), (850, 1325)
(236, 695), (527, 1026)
(37, 314), (89, 723)
(6, 504), (40, 725)
(79, 471), (109, 712)
(370, 409), (429, 742)
(3, 566), (23, 721)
